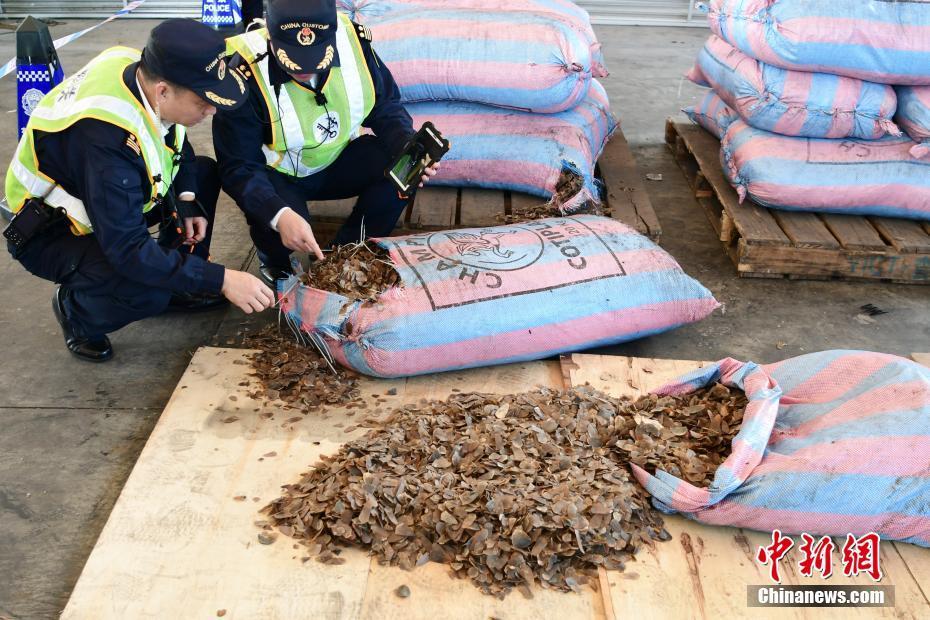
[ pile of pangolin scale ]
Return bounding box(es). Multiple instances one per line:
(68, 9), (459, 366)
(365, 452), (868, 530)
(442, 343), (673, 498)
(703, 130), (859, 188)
(258, 382), (747, 597)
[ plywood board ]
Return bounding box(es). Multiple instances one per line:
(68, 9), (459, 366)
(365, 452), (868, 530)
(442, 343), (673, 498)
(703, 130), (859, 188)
(63, 349), (607, 619)
(65, 350), (930, 618)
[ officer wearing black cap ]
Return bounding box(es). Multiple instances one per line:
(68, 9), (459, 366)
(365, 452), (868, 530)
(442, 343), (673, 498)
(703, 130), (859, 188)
(4, 19), (274, 362)
(214, 0), (439, 285)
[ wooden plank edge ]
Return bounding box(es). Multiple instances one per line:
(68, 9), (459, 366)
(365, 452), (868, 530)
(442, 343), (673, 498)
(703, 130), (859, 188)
(870, 217), (930, 254)
(737, 241), (930, 283)
(606, 131), (662, 238)
(820, 214), (892, 252)
(665, 121), (761, 247)
(559, 354), (577, 390)
(597, 135), (662, 241)
(769, 211), (842, 250)
(597, 567), (617, 620)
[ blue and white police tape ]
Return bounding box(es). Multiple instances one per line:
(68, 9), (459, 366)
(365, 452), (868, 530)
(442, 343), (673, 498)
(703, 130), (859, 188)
(0, 0), (147, 80)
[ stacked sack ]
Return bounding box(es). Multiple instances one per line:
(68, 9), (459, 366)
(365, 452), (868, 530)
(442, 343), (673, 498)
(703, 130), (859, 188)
(684, 0), (930, 221)
(337, 0), (616, 211)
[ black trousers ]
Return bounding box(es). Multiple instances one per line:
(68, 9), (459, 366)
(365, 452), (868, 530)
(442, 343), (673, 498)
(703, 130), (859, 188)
(9, 156), (222, 339)
(248, 135), (409, 269)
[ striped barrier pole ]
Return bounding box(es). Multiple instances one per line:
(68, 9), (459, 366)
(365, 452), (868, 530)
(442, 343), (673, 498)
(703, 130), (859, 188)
(0, 0), (147, 219)
(15, 16), (64, 139)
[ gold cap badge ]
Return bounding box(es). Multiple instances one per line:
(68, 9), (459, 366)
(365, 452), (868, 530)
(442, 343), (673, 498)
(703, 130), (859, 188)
(205, 91), (236, 107)
(297, 27), (315, 46)
(276, 47), (302, 72)
(316, 45), (334, 71)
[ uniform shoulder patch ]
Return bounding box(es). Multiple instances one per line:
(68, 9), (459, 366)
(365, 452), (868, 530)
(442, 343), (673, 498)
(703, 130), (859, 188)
(353, 21), (373, 42)
(124, 132), (142, 157)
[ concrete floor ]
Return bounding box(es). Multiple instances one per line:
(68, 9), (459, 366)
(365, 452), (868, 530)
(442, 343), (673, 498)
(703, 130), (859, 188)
(0, 18), (926, 620)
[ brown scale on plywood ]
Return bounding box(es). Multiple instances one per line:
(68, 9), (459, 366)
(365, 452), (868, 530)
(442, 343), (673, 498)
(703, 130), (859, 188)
(261, 383), (747, 597)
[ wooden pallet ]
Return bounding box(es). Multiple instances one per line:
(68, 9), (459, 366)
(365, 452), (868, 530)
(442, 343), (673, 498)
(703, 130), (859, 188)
(312, 129), (661, 244)
(666, 119), (930, 283)
(62, 350), (930, 619)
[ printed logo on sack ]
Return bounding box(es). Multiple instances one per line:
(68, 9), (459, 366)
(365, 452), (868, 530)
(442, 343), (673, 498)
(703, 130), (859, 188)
(313, 111), (340, 144)
(432, 228), (542, 271)
(21, 88), (44, 116)
(392, 217), (628, 311)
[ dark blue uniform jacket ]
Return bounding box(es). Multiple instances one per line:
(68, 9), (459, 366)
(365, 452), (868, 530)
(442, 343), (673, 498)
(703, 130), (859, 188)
(31, 63), (225, 293)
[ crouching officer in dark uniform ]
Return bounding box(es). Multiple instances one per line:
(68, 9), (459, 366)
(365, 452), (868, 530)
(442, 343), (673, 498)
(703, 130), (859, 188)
(4, 19), (274, 362)
(214, 0), (439, 285)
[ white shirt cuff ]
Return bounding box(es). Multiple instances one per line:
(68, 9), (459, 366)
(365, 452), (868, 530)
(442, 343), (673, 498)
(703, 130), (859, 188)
(270, 207), (293, 232)
(178, 191), (196, 202)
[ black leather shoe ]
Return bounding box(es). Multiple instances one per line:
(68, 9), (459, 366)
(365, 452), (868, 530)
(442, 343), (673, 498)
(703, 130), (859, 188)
(258, 263), (294, 288)
(52, 288), (113, 363)
(165, 291), (229, 313)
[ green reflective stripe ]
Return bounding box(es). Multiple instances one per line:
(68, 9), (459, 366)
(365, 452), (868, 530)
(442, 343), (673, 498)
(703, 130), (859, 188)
(92, 47), (137, 63)
(228, 29), (311, 171)
(227, 30), (288, 149)
(261, 76), (316, 175)
(228, 15), (376, 178)
(30, 94), (167, 192)
(8, 148), (51, 197)
(335, 17), (364, 140)
(8, 152), (94, 232)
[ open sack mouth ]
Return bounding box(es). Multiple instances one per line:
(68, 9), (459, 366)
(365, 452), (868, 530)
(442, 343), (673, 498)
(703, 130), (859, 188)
(295, 242), (402, 304)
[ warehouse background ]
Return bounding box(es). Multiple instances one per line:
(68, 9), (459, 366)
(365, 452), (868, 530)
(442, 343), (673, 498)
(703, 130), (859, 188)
(0, 0), (708, 26)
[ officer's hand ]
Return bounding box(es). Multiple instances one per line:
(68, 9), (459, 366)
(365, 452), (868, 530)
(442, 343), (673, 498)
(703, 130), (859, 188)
(183, 216), (208, 244)
(221, 269), (274, 314)
(277, 209), (325, 260)
(419, 161), (441, 188)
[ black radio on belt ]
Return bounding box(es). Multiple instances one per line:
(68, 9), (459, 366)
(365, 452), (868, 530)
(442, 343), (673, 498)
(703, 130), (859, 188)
(386, 121), (450, 197)
(3, 198), (64, 252)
